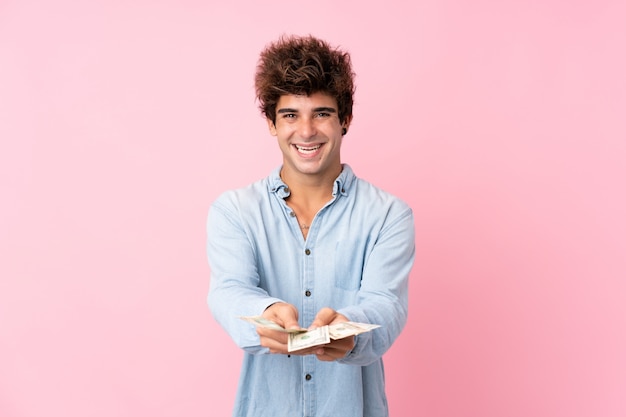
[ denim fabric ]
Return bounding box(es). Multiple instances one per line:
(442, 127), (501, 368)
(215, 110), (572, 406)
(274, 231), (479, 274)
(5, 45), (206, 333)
(207, 164), (415, 417)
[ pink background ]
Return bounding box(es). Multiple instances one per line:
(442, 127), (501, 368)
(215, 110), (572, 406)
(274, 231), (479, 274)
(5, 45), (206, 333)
(1, 1), (625, 416)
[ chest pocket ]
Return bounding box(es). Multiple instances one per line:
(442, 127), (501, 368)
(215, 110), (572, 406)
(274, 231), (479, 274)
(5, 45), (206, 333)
(333, 239), (366, 290)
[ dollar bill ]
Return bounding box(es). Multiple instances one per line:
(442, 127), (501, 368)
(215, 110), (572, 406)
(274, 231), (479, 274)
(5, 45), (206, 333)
(288, 326), (330, 352)
(240, 316), (381, 352)
(328, 322), (381, 340)
(239, 316), (307, 333)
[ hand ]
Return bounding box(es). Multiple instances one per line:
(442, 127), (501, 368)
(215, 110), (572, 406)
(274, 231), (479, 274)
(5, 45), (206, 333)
(309, 307), (355, 362)
(258, 302), (308, 355)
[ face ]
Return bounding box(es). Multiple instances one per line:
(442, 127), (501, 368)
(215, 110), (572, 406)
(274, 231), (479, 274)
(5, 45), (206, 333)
(268, 92), (350, 183)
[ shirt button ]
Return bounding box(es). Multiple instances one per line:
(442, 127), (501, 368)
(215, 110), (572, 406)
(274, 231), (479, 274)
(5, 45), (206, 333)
(305, 374), (312, 381)
(341, 188), (345, 193)
(289, 211), (296, 217)
(305, 290), (311, 297)
(305, 249), (311, 255)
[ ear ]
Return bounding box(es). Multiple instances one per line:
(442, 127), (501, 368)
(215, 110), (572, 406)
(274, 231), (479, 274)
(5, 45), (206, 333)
(342, 115), (353, 135)
(267, 118), (277, 136)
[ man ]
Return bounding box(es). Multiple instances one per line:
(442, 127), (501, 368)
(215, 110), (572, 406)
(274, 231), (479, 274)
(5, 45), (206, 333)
(207, 35), (415, 417)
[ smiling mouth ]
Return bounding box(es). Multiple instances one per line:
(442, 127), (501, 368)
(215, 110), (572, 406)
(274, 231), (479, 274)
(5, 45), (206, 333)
(294, 144), (322, 154)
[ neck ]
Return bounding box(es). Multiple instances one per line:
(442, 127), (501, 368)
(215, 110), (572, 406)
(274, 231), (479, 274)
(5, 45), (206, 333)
(279, 165), (341, 207)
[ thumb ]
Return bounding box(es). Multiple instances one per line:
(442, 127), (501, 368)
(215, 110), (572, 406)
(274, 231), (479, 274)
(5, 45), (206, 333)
(279, 305), (301, 330)
(310, 307), (336, 329)
(283, 316), (301, 330)
(265, 302), (301, 330)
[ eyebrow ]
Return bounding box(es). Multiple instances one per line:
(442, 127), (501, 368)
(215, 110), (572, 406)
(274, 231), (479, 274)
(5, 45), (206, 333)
(276, 107), (337, 114)
(313, 107), (337, 113)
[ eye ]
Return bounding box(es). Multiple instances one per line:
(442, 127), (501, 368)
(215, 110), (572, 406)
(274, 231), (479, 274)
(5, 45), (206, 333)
(315, 112), (331, 118)
(282, 113), (296, 119)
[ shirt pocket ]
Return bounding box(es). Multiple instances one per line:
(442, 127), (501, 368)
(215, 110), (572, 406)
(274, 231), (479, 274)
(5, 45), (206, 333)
(333, 239), (364, 290)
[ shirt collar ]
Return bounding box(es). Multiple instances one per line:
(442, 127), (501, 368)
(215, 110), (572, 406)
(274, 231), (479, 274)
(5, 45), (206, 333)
(268, 164), (355, 199)
(268, 166), (291, 198)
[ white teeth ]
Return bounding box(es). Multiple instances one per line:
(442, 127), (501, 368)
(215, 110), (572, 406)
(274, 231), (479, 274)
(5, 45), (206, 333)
(295, 145), (321, 154)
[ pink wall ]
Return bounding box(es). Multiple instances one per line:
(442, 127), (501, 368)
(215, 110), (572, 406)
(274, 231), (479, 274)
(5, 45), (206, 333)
(1, 1), (625, 416)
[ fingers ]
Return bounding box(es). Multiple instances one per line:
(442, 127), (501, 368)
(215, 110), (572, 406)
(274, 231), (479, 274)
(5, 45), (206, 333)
(290, 346), (325, 356)
(257, 329), (288, 353)
(257, 326), (289, 347)
(308, 307), (353, 361)
(310, 307), (340, 329)
(315, 336), (355, 361)
(263, 302), (301, 330)
(257, 304), (354, 360)
(258, 302), (301, 354)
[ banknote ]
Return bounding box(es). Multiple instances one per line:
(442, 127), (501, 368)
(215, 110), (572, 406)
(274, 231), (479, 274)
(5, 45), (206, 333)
(239, 316), (307, 333)
(240, 316), (381, 352)
(328, 322), (381, 340)
(289, 322), (381, 351)
(288, 326), (330, 352)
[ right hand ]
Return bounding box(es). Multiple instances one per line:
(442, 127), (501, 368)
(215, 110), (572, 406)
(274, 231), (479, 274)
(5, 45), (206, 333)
(258, 302), (302, 354)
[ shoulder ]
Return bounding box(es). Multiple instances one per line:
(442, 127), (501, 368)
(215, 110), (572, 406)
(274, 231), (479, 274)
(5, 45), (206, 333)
(213, 167), (283, 206)
(351, 175), (412, 216)
(214, 179), (265, 203)
(210, 177), (270, 215)
(207, 177), (273, 236)
(339, 166), (413, 236)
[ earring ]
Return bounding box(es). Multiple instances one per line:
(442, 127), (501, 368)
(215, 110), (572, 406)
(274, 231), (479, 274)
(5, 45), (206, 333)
(342, 127), (347, 135)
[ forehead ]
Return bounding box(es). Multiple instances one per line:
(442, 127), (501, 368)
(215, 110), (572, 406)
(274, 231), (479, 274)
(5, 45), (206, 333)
(276, 92), (338, 111)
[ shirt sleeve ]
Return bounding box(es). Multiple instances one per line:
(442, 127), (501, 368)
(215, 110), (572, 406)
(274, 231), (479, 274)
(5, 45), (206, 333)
(206, 195), (283, 354)
(336, 205), (415, 366)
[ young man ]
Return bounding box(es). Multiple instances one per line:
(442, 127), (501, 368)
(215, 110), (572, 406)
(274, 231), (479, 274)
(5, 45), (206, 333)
(207, 35), (415, 417)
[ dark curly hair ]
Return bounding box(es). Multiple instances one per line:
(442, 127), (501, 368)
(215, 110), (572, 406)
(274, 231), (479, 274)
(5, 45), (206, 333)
(255, 35), (355, 125)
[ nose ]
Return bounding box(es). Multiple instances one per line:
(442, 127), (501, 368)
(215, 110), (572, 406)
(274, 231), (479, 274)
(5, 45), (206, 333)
(297, 117), (316, 139)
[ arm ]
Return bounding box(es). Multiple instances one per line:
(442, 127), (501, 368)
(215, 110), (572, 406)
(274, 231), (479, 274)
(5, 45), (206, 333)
(206, 198), (284, 354)
(336, 207), (415, 366)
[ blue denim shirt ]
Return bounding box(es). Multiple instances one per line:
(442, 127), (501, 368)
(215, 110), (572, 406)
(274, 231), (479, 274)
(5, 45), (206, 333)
(207, 164), (415, 417)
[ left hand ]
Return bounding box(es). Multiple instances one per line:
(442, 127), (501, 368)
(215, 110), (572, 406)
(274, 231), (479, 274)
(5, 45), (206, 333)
(309, 307), (355, 362)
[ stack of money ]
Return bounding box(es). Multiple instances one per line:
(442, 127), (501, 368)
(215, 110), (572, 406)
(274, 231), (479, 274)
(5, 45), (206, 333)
(239, 316), (381, 352)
